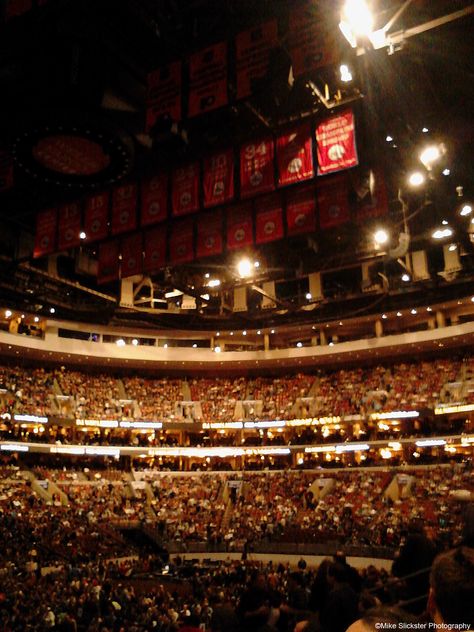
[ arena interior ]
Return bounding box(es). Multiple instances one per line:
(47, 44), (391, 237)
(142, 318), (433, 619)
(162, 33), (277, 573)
(0, 0), (474, 630)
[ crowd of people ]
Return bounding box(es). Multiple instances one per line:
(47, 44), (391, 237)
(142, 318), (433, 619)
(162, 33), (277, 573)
(1, 355), (473, 424)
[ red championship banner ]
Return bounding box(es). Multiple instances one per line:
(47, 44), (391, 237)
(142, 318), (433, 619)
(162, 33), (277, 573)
(0, 150), (14, 192)
(146, 61), (182, 132)
(34, 208), (57, 258)
(189, 42), (227, 118)
(121, 232), (143, 278)
(256, 194), (284, 244)
(316, 110), (358, 175)
(171, 163), (200, 216)
(84, 191), (109, 243)
(144, 227), (166, 274)
(197, 209), (223, 258)
(318, 175), (351, 229)
(236, 19), (278, 99)
(98, 241), (120, 284)
(141, 173), (168, 227)
(277, 125), (314, 187)
(286, 187), (317, 236)
(58, 202), (81, 251)
(111, 183), (137, 235)
(169, 218), (194, 264)
(227, 203), (253, 250)
(240, 138), (275, 198)
(355, 171), (389, 223)
(289, 3), (339, 77)
(203, 149), (234, 208)
(4, 0), (32, 20)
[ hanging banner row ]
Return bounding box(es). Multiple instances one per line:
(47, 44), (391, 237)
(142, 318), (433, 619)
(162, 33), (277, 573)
(95, 171), (388, 284)
(34, 112), (358, 258)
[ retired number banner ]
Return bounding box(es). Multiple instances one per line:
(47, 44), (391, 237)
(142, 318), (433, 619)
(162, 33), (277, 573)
(121, 232), (143, 278)
(169, 218), (194, 264)
(203, 149), (234, 208)
(316, 110), (358, 175)
(236, 20), (278, 99)
(144, 227), (166, 274)
(289, 3), (339, 77)
(172, 163), (200, 216)
(58, 202), (82, 251)
(84, 192), (109, 243)
(240, 138), (275, 198)
(286, 187), (317, 236)
(111, 183), (137, 235)
(189, 42), (227, 117)
(277, 125), (314, 187)
(355, 170), (389, 223)
(34, 208), (57, 258)
(146, 61), (182, 132)
(197, 210), (223, 258)
(227, 203), (253, 250)
(98, 240), (120, 284)
(255, 194), (284, 244)
(141, 173), (168, 227)
(318, 175), (351, 229)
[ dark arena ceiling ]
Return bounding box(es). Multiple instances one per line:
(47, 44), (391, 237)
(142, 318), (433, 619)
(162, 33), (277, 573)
(0, 0), (474, 333)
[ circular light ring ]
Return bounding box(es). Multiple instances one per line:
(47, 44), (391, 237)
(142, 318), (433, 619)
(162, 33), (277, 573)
(11, 115), (134, 189)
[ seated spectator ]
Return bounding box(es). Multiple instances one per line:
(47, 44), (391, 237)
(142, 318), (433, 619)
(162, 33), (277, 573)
(428, 546), (474, 626)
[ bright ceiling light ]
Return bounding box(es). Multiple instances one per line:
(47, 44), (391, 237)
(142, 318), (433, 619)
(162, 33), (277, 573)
(306, 292), (312, 300)
(254, 260), (260, 268)
(340, 0), (374, 46)
(374, 228), (389, 245)
(396, 311), (402, 316)
(207, 279), (221, 288)
(257, 330), (261, 335)
(448, 243), (457, 252)
(242, 330), (247, 336)
(79, 231), (86, 240)
(382, 313), (387, 319)
(214, 345), (221, 353)
(237, 258), (253, 278)
(192, 343), (197, 348)
(460, 204), (472, 217)
(442, 168), (450, 176)
(163, 343), (168, 349)
(270, 329), (275, 334)
(116, 338), (126, 347)
(401, 274), (410, 282)
(419, 145), (442, 169)
(296, 342), (303, 348)
(422, 127), (429, 133)
(386, 135), (393, 142)
(34, 316), (40, 323)
(49, 307), (55, 314)
(432, 227), (453, 240)
(408, 171), (425, 187)
(132, 339), (139, 346)
(5, 309), (12, 318)
(340, 64), (353, 82)
(411, 308), (417, 315)
(204, 273), (210, 279)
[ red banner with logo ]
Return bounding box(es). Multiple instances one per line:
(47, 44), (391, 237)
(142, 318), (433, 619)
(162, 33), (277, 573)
(146, 61), (182, 132)
(98, 240), (120, 284)
(255, 194), (284, 244)
(58, 202), (82, 251)
(316, 110), (358, 175)
(289, 3), (339, 77)
(144, 227), (166, 274)
(84, 191), (109, 243)
(141, 173), (168, 227)
(240, 138), (275, 198)
(355, 171), (389, 223)
(111, 183), (137, 235)
(4, 0), (32, 20)
(171, 163), (200, 216)
(0, 150), (14, 191)
(318, 175), (351, 229)
(121, 232), (143, 278)
(34, 208), (57, 258)
(197, 209), (223, 258)
(286, 187), (317, 236)
(203, 149), (234, 208)
(277, 125), (314, 187)
(169, 219), (194, 264)
(227, 203), (253, 250)
(236, 20), (278, 99)
(189, 42), (227, 118)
